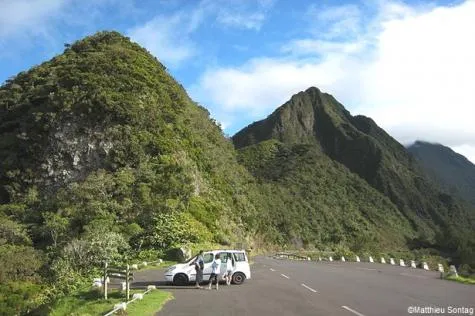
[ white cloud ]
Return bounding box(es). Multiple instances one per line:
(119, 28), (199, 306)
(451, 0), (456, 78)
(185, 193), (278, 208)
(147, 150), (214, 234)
(127, 0), (274, 66)
(0, 0), (66, 38)
(192, 0), (475, 163)
(127, 13), (200, 67)
(307, 3), (362, 39)
(282, 39), (367, 56)
(214, 0), (274, 30)
(191, 57), (348, 117)
(216, 11), (266, 30)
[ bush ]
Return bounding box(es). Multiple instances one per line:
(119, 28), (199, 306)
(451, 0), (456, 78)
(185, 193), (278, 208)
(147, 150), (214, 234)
(0, 281), (44, 316)
(333, 245), (355, 260)
(135, 249), (164, 262)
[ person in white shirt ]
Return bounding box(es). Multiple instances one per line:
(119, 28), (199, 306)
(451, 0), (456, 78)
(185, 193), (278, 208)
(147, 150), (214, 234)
(208, 253), (221, 290)
(225, 253), (234, 285)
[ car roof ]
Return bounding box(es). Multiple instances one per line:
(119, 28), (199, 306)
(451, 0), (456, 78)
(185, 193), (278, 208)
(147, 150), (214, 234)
(204, 249), (245, 253)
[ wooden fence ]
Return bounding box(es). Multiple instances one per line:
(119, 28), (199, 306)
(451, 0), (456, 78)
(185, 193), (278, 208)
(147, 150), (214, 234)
(103, 262), (134, 301)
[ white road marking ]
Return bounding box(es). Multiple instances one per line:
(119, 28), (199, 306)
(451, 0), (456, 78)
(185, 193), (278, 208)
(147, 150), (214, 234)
(356, 267), (377, 271)
(301, 283), (318, 293)
(270, 268), (276, 272)
(400, 272), (429, 279)
(280, 273), (290, 279)
(342, 305), (366, 316)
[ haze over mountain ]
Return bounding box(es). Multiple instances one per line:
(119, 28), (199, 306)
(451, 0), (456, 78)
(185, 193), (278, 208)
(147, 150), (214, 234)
(408, 141), (475, 208)
(0, 32), (474, 314)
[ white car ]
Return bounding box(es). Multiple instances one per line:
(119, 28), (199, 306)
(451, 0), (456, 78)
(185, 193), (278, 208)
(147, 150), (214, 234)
(164, 249), (251, 286)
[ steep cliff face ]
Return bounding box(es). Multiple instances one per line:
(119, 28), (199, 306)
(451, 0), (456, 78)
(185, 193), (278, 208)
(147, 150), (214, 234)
(233, 87), (474, 239)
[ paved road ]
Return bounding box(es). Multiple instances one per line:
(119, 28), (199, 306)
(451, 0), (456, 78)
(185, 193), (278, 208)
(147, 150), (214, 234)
(133, 256), (475, 316)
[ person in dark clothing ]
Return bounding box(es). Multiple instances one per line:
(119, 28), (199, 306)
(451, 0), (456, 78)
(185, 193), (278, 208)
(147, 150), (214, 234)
(192, 250), (205, 288)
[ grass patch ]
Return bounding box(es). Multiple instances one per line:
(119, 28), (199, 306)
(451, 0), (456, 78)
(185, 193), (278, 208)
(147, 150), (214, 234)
(136, 261), (177, 271)
(446, 275), (475, 285)
(47, 287), (172, 315)
(48, 288), (122, 316)
(124, 290), (173, 316)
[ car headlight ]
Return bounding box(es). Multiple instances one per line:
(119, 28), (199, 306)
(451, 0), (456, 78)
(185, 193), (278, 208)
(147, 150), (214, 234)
(166, 266), (177, 273)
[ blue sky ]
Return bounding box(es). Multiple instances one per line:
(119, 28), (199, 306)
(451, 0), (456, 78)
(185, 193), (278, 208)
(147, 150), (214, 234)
(1, 0), (474, 162)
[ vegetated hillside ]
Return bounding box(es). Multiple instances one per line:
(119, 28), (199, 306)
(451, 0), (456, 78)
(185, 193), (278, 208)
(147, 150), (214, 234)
(0, 31), (260, 314)
(238, 139), (414, 251)
(407, 141), (475, 208)
(233, 87), (475, 262)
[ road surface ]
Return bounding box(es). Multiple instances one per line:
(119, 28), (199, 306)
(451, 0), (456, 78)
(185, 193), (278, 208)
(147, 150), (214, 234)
(133, 256), (474, 316)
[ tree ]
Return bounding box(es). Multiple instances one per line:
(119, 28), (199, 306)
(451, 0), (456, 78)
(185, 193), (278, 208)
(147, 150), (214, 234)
(42, 212), (69, 248)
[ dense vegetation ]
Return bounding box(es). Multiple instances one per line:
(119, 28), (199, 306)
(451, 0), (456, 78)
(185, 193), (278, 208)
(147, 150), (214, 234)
(237, 139), (414, 250)
(0, 32), (473, 314)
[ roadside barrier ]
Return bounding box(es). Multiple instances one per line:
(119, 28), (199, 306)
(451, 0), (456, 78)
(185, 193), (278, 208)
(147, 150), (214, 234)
(274, 253), (309, 260)
(271, 252), (450, 275)
(438, 263), (444, 273)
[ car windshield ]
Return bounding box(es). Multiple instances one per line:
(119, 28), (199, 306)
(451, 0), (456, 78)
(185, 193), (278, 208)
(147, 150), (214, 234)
(184, 255), (197, 264)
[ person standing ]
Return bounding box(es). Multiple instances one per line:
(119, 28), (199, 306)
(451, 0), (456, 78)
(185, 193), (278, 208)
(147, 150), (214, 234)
(192, 250), (204, 289)
(225, 253), (234, 285)
(208, 253), (221, 290)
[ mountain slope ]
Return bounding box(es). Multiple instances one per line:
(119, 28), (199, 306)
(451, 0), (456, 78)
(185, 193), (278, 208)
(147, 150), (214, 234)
(0, 31), (259, 265)
(233, 87), (474, 242)
(238, 139), (414, 250)
(408, 141), (475, 208)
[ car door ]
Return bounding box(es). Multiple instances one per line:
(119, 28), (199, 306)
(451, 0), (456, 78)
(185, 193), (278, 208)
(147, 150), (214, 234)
(185, 256), (198, 281)
(202, 252), (215, 281)
(220, 252), (230, 276)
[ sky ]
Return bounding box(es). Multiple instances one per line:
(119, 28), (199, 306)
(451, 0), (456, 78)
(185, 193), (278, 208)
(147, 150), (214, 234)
(1, 0), (474, 163)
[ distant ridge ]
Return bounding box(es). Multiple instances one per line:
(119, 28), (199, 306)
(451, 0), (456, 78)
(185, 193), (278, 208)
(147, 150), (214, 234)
(408, 140), (475, 208)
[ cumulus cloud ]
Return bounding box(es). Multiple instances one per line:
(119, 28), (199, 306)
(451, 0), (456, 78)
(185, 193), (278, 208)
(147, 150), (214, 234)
(192, 0), (475, 163)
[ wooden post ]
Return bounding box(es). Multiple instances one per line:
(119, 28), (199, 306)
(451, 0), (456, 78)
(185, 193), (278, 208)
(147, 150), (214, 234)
(104, 261), (108, 300)
(126, 264), (130, 302)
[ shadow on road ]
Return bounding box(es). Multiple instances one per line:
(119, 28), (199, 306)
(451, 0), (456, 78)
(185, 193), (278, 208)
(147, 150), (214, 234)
(132, 280), (230, 290)
(132, 281), (202, 290)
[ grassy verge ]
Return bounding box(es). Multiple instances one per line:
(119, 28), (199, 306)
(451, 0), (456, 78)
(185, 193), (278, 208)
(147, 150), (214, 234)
(445, 275), (475, 285)
(125, 290), (173, 315)
(47, 288), (172, 315)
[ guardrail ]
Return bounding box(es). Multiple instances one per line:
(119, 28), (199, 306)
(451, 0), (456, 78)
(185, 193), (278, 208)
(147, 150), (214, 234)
(274, 252), (311, 261)
(272, 252), (459, 277)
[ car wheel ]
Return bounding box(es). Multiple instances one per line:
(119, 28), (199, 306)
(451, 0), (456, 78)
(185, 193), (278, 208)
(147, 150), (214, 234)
(232, 272), (246, 285)
(173, 273), (189, 286)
